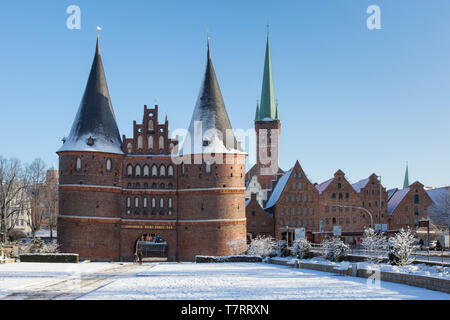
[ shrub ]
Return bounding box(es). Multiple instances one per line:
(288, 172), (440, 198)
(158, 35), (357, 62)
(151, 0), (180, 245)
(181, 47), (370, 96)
(361, 228), (387, 264)
(247, 236), (277, 257)
(321, 237), (349, 262)
(388, 228), (418, 266)
(290, 238), (312, 259)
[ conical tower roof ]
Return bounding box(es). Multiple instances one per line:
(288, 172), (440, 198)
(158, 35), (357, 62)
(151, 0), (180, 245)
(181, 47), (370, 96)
(180, 39), (244, 155)
(259, 34), (277, 121)
(58, 37), (123, 154)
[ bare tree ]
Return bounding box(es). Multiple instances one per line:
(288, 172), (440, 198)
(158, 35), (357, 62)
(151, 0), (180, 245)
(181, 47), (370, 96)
(25, 158), (47, 240)
(0, 157), (29, 243)
(42, 171), (58, 239)
(427, 188), (450, 233)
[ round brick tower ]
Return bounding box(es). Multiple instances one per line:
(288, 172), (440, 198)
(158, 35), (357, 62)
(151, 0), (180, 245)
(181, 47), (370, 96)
(176, 40), (248, 261)
(57, 37), (123, 261)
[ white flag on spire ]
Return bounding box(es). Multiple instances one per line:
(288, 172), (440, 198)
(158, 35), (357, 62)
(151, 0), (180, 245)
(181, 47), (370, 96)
(97, 26), (102, 31)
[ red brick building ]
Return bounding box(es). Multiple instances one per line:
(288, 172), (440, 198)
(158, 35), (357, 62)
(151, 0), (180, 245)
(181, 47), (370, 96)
(57, 38), (247, 261)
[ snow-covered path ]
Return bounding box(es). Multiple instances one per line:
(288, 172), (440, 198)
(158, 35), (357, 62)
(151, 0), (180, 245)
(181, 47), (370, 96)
(1, 262), (449, 300)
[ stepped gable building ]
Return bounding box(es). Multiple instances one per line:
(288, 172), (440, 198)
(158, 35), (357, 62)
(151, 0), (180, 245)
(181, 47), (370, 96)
(263, 161), (319, 242)
(57, 37), (247, 261)
(245, 33), (284, 196)
(245, 160), (441, 244)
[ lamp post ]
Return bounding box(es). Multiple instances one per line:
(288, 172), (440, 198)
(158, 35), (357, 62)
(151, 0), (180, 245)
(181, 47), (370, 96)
(332, 203), (373, 228)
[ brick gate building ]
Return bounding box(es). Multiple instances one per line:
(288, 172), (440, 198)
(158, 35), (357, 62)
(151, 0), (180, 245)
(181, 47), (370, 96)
(57, 37), (247, 261)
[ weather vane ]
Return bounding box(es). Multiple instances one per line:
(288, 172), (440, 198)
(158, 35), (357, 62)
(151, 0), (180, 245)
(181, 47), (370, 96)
(97, 26), (102, 38)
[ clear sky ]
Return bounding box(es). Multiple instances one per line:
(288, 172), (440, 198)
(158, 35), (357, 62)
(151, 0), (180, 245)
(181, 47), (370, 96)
(0, 0), (449, 189)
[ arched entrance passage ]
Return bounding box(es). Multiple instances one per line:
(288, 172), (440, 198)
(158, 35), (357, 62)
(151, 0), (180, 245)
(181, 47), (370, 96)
(135, 233), (168, 262)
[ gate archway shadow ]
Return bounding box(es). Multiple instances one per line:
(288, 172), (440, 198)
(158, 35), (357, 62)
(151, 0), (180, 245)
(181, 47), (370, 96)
(135, 233), (168, 262)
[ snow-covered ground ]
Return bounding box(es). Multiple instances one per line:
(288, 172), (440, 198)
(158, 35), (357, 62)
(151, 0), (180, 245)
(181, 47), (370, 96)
(82, 262), (449, 300)
(0, 262), (448, 300)
(0, 262), (115, 298)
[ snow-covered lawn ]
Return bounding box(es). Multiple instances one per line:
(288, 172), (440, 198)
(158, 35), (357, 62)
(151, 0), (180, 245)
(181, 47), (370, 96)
(0, 262), (115, 298)
(82, 262), (449, 300)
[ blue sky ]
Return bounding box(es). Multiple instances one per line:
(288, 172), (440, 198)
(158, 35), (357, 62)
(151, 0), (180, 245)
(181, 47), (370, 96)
(0, 0), (449, 189)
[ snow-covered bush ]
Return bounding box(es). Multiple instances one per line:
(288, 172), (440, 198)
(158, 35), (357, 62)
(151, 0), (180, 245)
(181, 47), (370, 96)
(321, 237), (349, 262)
(290, 238), (312, 259)
(362, 228), (387, 264)
(11, 239), (59, 258)
(247, 236), (277, 257)
(388, 229), (418, 266)
(276, 240), (291, 257)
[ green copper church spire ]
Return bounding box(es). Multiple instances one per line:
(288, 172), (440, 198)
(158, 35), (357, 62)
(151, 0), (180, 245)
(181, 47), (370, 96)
(259, 32), (277, 120)
(403, 163), (410, 189)
(255, 100), (260, 121)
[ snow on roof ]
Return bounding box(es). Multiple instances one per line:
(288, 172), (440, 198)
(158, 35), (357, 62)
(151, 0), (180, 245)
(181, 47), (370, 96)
(387, 187), (410, 215)
(387, 188), (398, 201)
(351, 177), (370, 193)
(264, 167), (293, 210)
(245, 199), (251, 207)
(58, 133), (124, 155)
(426, 186), (450, 205)
(315, 178), (334, 195)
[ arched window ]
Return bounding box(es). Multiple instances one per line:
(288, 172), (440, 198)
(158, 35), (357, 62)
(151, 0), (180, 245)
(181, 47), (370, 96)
(414, 195), (419, 204)
(148, 136), (154, 149)
(135, 197), (140, 208)
(160, 183), (165, 189)
(148, 120), (154, 131)
(127, 164), (133, 177)
(168, 198), (173, 208)
(168, 183), (173, 189)
(159, 136), (164, 150)
(127, 143), (132, 154)
(143, 197), (148, 208)
(151, 198), (156, 208)
(106, 159), (112, 172)
(137, 136), (143, 149)
(168, 165), (174, 177)
(181, 162), (185, 175)
(160, 165), (166, 177)
(143, 165), (149, 177)
(135, 165), (141, 177)
(160, 198), (164, 208)
(76, 157), (82, 171)
(152, 165), (158, 177)
(126, 197), (131, 208)
(205, 163), (211, 174)
(152, 183), (157, 189)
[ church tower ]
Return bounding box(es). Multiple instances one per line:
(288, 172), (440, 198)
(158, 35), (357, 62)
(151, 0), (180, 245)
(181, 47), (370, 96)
(246, 32), (283, 191)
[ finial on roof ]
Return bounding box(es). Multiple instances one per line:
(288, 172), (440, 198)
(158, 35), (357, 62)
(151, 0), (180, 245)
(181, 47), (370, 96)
(206, 29), (211, 59)
(96, 26), (102, 54)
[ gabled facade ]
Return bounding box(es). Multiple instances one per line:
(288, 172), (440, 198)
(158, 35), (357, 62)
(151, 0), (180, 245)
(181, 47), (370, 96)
(263, 161), (319, 242)
(246, 193), (274, 240)
(387, 181), (433, 231)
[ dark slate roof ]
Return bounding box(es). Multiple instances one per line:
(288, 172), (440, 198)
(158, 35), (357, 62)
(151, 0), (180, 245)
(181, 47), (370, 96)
(58, 38), (123, 154)
(180, 40), (244, 155)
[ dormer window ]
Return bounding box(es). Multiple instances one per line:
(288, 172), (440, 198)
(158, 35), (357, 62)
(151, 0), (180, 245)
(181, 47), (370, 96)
(87, 136), (95, 146)
(148, 120), (154, 131)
